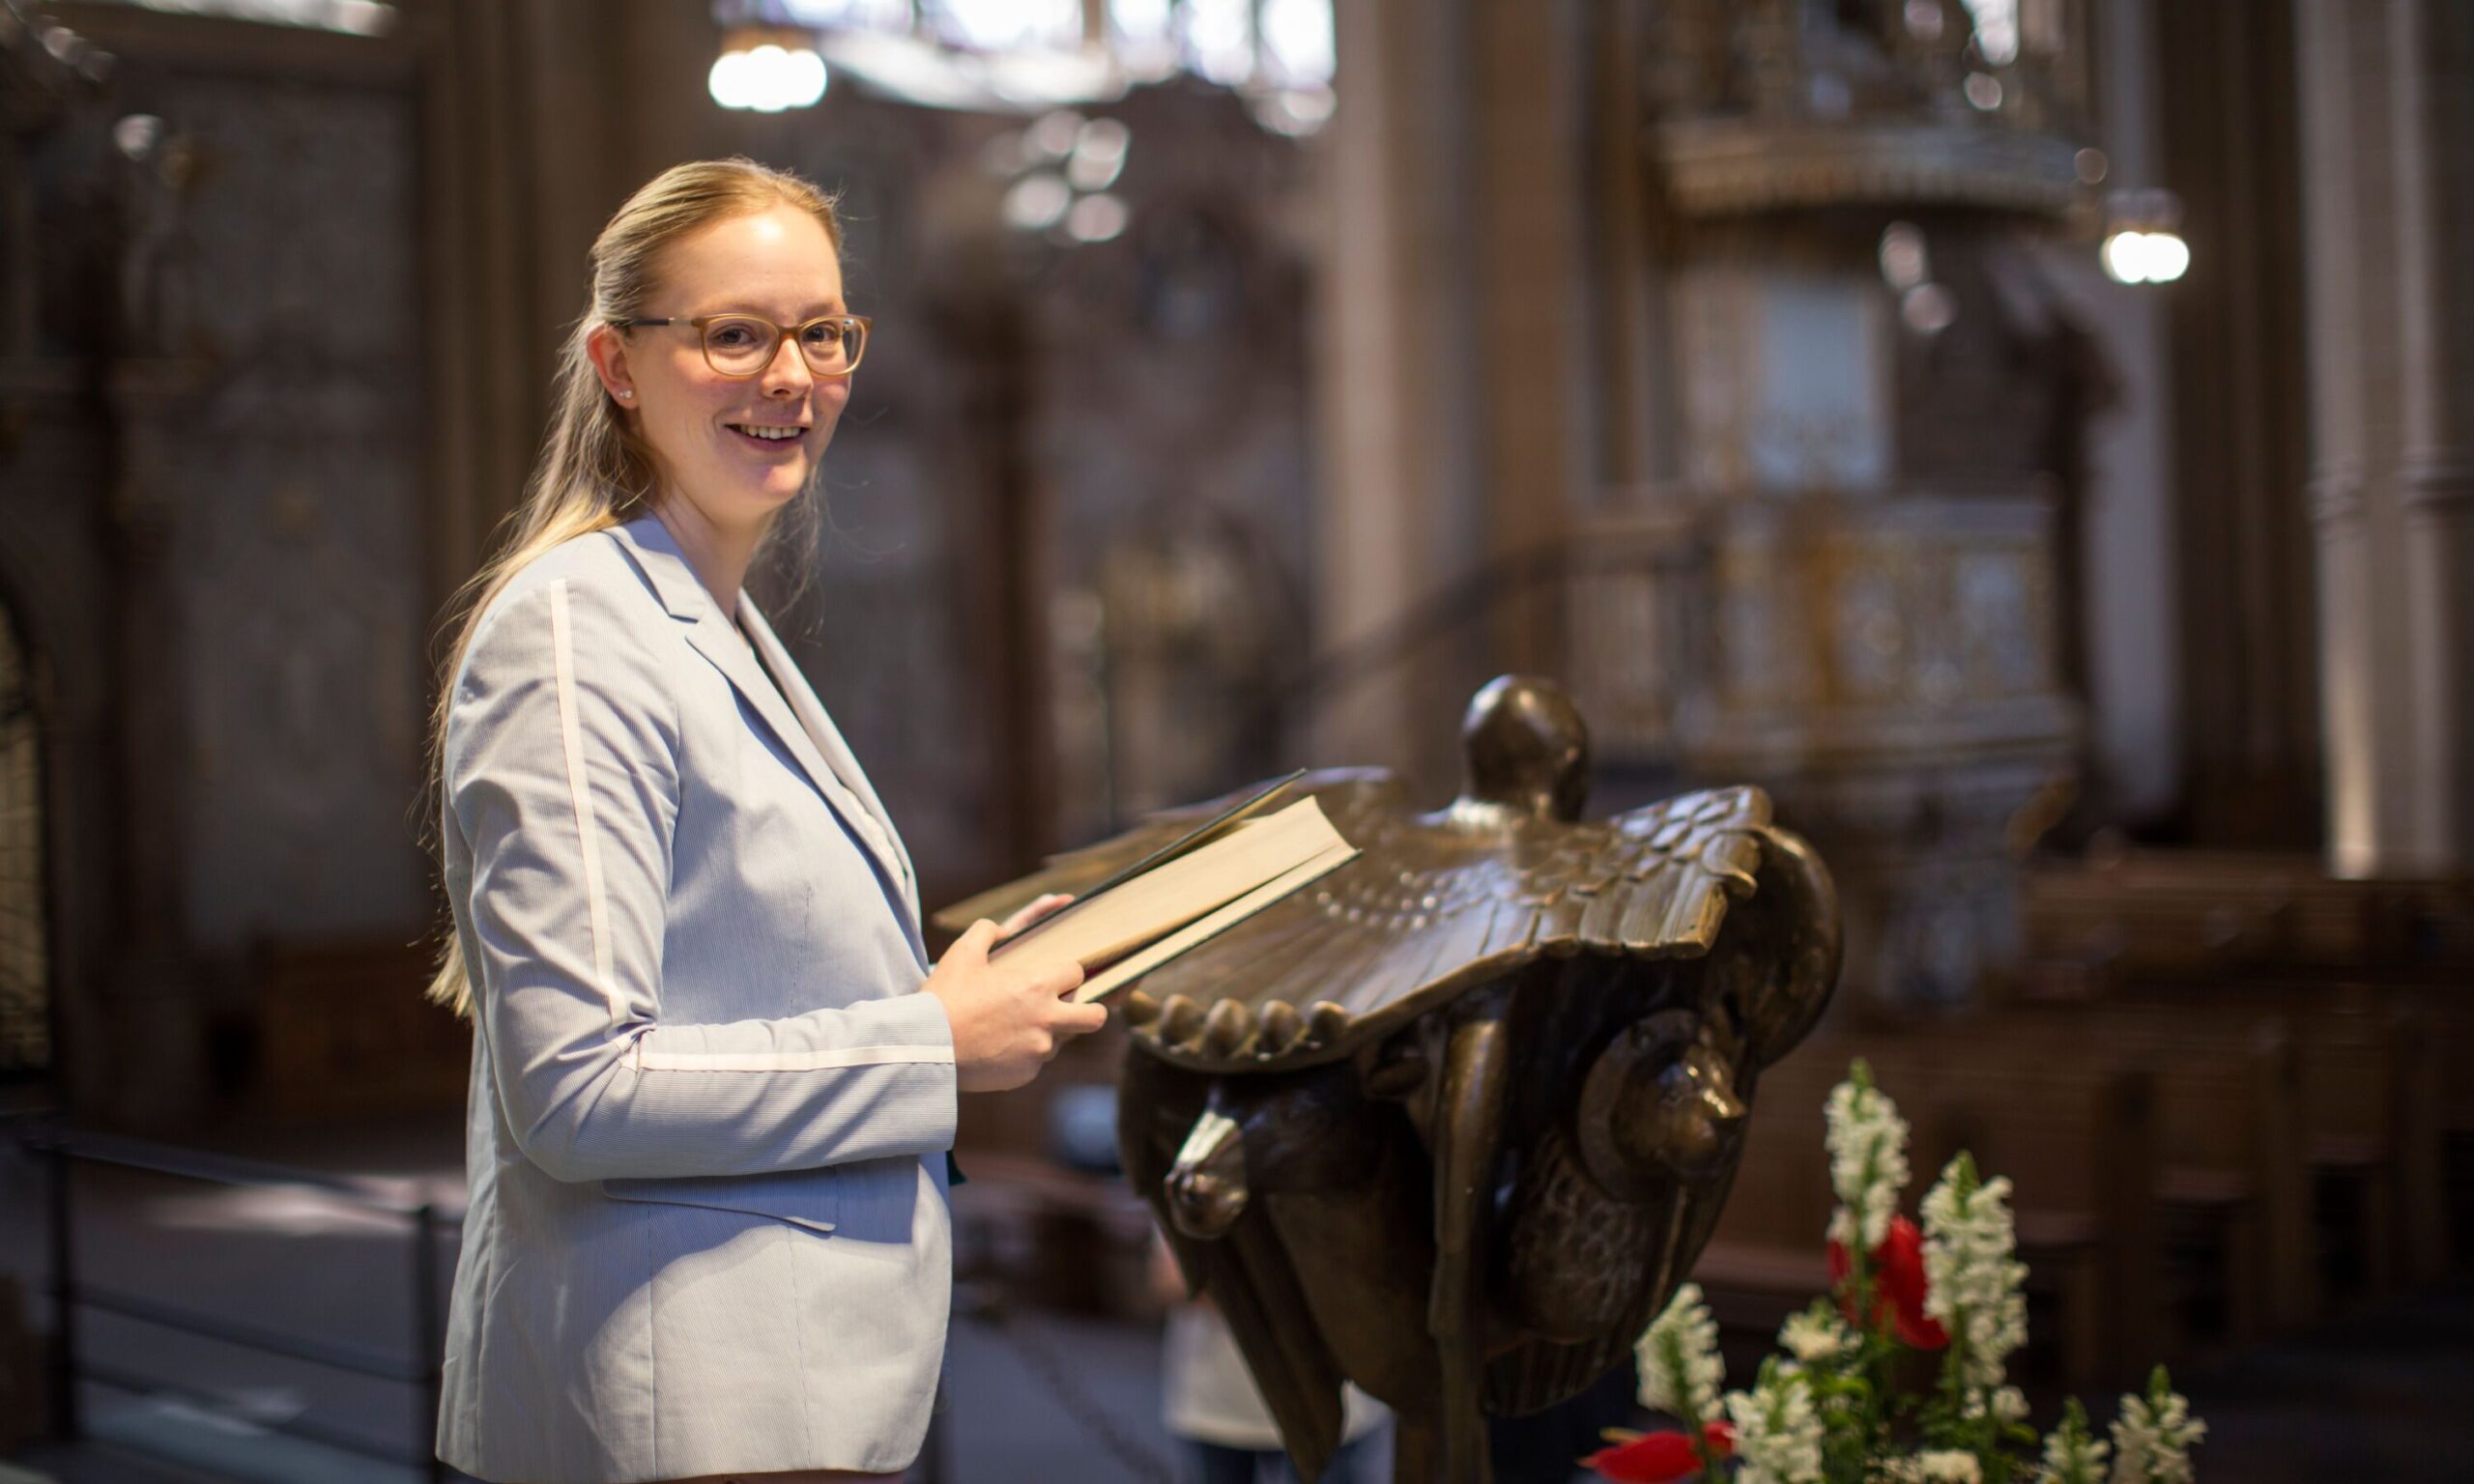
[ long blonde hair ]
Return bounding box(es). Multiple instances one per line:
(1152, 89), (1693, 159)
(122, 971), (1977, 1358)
(421, 157), (844, 1016)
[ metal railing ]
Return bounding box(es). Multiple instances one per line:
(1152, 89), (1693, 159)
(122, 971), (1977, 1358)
(14, 1114), (456, 1481)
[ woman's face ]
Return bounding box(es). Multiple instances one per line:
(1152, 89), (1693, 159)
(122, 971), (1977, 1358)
(591, 203), (850, 533)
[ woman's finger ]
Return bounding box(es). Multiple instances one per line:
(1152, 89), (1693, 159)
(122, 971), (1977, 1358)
(1039, 960), (1086, 1000)
(996, 894), (1069, 939)
(951, 918), (1000, 959)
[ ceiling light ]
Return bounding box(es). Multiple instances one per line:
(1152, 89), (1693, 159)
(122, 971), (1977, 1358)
(710, 25), (828, 111)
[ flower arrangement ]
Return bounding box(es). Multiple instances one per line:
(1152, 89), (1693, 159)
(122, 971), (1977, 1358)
(1585, 1061), (2206, 1484)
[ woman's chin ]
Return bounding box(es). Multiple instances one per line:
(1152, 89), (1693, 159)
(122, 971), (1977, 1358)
(742, 468), (813, 507)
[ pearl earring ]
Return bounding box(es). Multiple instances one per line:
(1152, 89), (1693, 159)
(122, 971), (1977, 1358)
(617, 389), (633, 400)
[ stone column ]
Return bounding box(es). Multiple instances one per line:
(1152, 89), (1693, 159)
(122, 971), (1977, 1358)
(417, 0), (730, 612)
(2391, 0), (2474, 870)
(1312, 0), (1483, 792)
(2298, 0), (2403, 876)
(97, 116), (216, 1127)
(101, 360), (211, 1128)
(1470, 0), (1591, 614)
(2297, 0), (2474, 875)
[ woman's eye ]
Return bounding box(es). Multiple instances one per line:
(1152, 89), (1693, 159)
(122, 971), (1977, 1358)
(710, 324), (759, 349)
(799, 323), (836, 346)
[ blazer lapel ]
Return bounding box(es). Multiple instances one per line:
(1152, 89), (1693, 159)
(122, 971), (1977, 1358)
(606, 515), (921, 934)
(737, 598), (922, 918)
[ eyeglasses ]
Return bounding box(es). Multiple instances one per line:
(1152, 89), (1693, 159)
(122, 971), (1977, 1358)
(615, 313), (871, 379)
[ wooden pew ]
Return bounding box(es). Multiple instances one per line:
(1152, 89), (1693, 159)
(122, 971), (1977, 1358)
(2408, 983), (2474, 1267)
(2020, 848), (2388, 982)
(2122, 981), (2443, 1299)
(2019, 846), (2469, 1288)
(1995, 1004), (2315, 1345)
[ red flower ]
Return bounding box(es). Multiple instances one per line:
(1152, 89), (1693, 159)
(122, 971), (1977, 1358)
(1582, 1420), (1736, 1482)
(1827, 1213), (1949, 1350)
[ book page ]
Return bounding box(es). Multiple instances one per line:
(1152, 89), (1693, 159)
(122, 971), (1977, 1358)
(994, 798), (1345, 978)
(1075, 839), (1360, 1003)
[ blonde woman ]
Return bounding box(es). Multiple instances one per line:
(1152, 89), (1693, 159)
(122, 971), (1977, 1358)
(423, 158), (1102, 1484)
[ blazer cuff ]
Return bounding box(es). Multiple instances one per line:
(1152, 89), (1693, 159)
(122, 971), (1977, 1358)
(859, 989), (960, 1154)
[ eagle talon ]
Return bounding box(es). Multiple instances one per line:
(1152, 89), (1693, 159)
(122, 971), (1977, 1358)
(1165, 1108), (1249, 1239)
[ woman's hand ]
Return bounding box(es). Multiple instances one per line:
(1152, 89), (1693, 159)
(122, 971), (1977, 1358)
(995, 892), (1076, 941)
(925, 919), (1108, 1093)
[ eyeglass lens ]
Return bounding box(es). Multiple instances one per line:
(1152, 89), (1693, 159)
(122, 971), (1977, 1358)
(703, 317), (865, 376)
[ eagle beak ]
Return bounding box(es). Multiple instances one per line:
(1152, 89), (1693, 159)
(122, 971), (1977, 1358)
(1641, 1044), (1747, 1180)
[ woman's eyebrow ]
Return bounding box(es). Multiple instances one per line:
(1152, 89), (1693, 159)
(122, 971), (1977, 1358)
(687, 300), (849, 319)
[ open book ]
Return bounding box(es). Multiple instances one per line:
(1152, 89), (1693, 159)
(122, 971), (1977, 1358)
(991, 784), (1360, 1004)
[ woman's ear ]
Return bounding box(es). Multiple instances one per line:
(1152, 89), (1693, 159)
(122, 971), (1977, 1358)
(585, 323), (638, 408)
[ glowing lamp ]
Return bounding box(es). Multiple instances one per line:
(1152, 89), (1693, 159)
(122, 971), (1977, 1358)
(710, 26), (827, 111)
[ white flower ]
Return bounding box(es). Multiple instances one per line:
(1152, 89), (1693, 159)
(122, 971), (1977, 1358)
(1990, 1385), (2030, 1425)
(1826, 1063), (1911, 1251)
(2040, 1419), (2111, 1484)
(1722, 1368), (1825, 1484)
(1913, 1451), (1982, 1483)
(1778, 1304), (1853, 1364)
(1921, 1155), (2028, 1392)
(2109, 1373), (2206, 1484)
(1635, 1281), (1723, 1425)
(1872, 1453), (1984, 1484)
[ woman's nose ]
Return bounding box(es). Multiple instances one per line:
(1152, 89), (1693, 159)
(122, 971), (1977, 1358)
(758, 336), (813, 395)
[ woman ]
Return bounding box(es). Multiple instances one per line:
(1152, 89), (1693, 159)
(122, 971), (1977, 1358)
(422, 158), (1105, 1484)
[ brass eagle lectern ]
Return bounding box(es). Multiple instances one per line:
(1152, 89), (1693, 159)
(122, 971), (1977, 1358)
(943, 675), (1841, 1483)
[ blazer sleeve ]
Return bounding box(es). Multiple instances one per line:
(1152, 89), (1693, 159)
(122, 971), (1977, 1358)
(447, 574), (959, 1184)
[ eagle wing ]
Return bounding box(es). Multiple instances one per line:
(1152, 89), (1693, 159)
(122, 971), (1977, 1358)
(1129, 781), (1774, 1022)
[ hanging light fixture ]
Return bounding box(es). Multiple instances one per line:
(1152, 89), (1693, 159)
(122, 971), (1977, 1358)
(714, 1), (1334, 133)
(2100, 186), (2190, 285)
(710, 22), (829, 111)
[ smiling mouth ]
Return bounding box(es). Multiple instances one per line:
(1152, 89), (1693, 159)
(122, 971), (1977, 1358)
(728, 422), (808, 444)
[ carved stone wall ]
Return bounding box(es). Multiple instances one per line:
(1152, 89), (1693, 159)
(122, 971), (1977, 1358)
(148, 71), (430, 952)
(0, 8), (457, 1120)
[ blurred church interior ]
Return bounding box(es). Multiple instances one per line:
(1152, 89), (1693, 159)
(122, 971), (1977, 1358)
(0, 0), (2469, 1479)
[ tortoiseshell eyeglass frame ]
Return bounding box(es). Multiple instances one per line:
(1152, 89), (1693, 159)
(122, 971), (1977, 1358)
(614, 313), (872, 379)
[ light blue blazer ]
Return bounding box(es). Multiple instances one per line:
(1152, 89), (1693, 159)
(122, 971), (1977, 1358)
(435, 511), (958, 1483)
